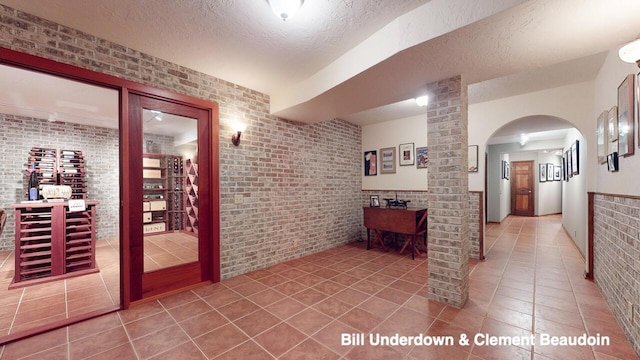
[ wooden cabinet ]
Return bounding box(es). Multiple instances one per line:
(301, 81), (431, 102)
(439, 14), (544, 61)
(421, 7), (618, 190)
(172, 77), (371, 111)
(11, 201), (99, 288)
(143, 153), (185, 234)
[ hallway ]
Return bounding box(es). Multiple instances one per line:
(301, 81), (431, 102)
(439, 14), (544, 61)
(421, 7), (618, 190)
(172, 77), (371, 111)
(1, 215), (637, 359)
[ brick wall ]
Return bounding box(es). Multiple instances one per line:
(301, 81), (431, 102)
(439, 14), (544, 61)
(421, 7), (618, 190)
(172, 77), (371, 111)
(0, 114), (119, 249)
(593, 194), (640, 355)
(360, 190), (482, 260)
(426, 75), (470, 308)
(0, 5), (363, 279)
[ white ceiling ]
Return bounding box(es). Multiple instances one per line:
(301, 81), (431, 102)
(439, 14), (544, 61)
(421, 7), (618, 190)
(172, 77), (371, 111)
(1, 0), (640, 143)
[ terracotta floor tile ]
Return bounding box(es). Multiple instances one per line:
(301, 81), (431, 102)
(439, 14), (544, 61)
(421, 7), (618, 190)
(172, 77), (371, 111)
(166, 299), (212, 322)
(265, 297), (307, 320)
(291, 288), (329, 306)
(437, 306), (485, 333)
(232, 280), (269, 296)
(534, 303), (585, 331)
(212, 340), (274, 360)
(254, 322), (308, 357)
(2, 327), (68, 359)
(247, 288), (286, 307)
(313, 320), (359, 356)
(233, 309), (281, 337)
(312, 297), (353, 318)
(124, 311), (176, 340)
(295, 274), (326, 287)
(402, 295), (446, 318)
(286, 308), (333, 336)
(279, 338), (340, 360)
(374, 287), (412, 305)
(375, 308), (435, 336)
(338, 307), (383, 332)
(147, 341), (206, 359)
(473, 343), (532, 360)
(118, 301), (165, 324)
(487, 304), (532, 331)
(132, 324), (191, 359)
(157, 290), (199, 309)
(332, 287), (370, 306)
(406, 343), (469, 360)
(273, 280), (308, 296)
(67, 312), (122, 342)
(69, 327), (129, 360)
(217, 298), (260, 321)
(312, 280), (346, 296)
(201, 288), (243, 308)
(358, 296), (400, 319)
(344, 344), (404, 360)
(20, 344), (69, 360)
(85, 343), (137, 360)
(330, 273), (360, 287)
(179, 309), (229, 338)
(535, 293), (579, 313)
(491, 294), (533, 315)
(194, 323), (249, 358)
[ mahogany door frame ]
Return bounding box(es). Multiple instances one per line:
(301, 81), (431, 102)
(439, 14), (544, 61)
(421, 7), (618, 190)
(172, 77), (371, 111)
(0, 49), (221, 311)
(510, 160), (535, 216)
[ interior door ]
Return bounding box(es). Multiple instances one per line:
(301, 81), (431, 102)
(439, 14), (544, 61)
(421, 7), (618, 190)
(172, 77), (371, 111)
(127, 92), (212, 301)
(511, 161), (534, 216)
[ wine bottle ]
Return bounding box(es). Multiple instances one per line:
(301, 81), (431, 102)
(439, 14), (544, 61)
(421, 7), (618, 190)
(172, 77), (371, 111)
(28, 163), (39, 200)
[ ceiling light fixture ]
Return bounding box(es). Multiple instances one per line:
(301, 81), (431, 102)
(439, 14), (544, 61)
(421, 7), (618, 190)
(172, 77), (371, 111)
(267, 0), (304, 21)
(519, 133), (528, 146)
(415, 95), (429, 107)
(619, 39), (640, 67)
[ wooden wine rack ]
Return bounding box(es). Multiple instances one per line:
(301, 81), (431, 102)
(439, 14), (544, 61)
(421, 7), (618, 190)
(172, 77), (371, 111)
(185, 159), (199, 234)
(28, 147), (87, 199)
(143, 153), (186, 234)
(10, 201), (99, 288)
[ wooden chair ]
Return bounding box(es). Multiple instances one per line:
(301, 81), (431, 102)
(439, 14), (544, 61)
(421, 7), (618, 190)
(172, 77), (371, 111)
(0, 209), (6, 237)
(399, 209), (428, 259)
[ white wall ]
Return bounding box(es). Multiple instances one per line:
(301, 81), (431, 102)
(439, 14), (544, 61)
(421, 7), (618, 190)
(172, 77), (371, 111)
(593, 50), (640, 196)
(468, 81), (594, 191)
(500, 153), (511, 221)
(362, 114), (428, 190)
(561, 128), (587, 256)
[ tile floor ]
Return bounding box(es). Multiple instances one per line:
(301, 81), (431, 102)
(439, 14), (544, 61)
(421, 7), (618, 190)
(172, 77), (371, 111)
(0, 237), (120, 339)
(144, 232), (199, 272)
(1, 215), (638, 359)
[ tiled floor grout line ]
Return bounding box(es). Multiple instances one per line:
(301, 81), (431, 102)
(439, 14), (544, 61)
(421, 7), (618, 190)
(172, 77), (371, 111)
(7, 288), (25, 335)
(117, 310), (142, 360)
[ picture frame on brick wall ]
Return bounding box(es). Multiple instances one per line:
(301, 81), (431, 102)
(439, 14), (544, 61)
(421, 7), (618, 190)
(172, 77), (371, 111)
(364, 150), (377, 176)
(416, 146), (428, 169)
(380, 147), (396, 174)
(370, 195), (380, 207)
(399, 143), (414, 166)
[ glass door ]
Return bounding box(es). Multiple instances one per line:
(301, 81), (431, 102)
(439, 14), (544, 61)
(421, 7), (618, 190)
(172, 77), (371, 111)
(127, 92), (212, 301)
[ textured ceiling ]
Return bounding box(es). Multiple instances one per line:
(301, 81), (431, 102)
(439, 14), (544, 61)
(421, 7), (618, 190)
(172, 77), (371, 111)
(1, 0), (640, 134)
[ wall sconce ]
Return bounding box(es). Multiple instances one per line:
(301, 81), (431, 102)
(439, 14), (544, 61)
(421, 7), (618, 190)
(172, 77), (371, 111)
(267, 0), (304, 21)
(231, 122), (246, 146)
(415, 95), (429, 107)
(619, 38), (640, 67)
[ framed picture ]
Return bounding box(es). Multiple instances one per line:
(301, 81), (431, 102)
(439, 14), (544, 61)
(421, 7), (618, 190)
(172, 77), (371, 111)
(562, 156), (567, 181)
(468, 145), (478, 172)
(617, 74), (635, 157)
(370, 195), (380, 207)
(571, 140), (580, 175)
(364, 150), (377, 176)
(399, 143), (414, 166)
(637, 73), (640, 150)
(500, 161), (510, 180)
(380, 147), (396, 174)
(416, 146), (428, 169)
(539, 163), (546, 182)
(596, 110), (608, 164)
(566, 149), (572, 179)
(546, 163), (554, 181)
(553, 166), (561, 181)
(607, 152), (619, 172)
(608, 106), (618, 142)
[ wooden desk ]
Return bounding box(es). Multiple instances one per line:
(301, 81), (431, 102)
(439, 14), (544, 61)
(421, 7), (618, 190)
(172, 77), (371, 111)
(363, 207), (427, 259)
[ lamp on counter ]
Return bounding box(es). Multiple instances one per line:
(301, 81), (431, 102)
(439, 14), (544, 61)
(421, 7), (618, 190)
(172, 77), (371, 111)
(415, 95), (429, 107)
(619, 38), (640, 67)
(267, 0), (304, 21)
(231, 122), (246, 146)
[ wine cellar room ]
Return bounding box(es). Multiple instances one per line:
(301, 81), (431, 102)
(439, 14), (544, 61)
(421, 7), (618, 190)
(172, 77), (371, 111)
(0, 63), (200, 339)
